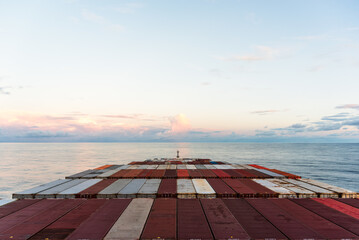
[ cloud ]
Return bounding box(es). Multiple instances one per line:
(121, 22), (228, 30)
(336, 104), (359, 110)
(308, 65), (325, 72)
(219, 45), (278, 62)
(321, 113), (351, 121)
(295, 35), (325, 40)
(169, 114), (191, 133)
(251, 109), (283, 115)
(81, 9), (105, 24)
(290, 123), (306, 128)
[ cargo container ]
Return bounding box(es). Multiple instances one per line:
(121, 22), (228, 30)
(211, 169), (231, 178)
(13, 179), (71, 199)
(195, 165), (206, 169)
(246, 199), (323, 239)
(313, 198), (359, 220)
(192, 179), (216, 198)
(186, 165), (196, 170)
(0, 199), (83, 239)
(67, 199), (131, 240)
(239, 179), (278, 198)
(36, 179), (87, 199)
(270, 198), (357, 239)
(0, 199), (15, 207)
(177, 169), (190, 178)
(177, 179), (196, 199)
(203, 164), (216, 169)
(199, 169), (217, 178)
(97, 179), (132, 198)
(57, 179), (102, 198)
(141, 198), (176, 239)
(200, 199), (250, 239)
(299, 178), (356, 198)
(128, 165), (140, 169)
(104, 199), (153, 240)
(109, 169), (130, 178)
(234, 169), (257, 178)
(82, 169), (109, 179)
(230, 164), (248, 169)
(222, 169), (243, 178)
(266, 179), (317, 198)
(254, 168), (285, 178)
(177, 199), (213, 240)
(188, 169), (203, 178)
(147, 165), (158, 169)
(117, 179), (146, 198)
(157, 179), (177, 198)
(29, 199), (107, 240)
(214, 164), (235, 169)
(207, 179), (236, 198)
(177, 165), (187, 170)
(0, 199), (41, 219)
(223, 179), (257, 198)
(164, 169), (177, 178)
(97, 166), (126, 179)
(65, 169), (95, 179)
(244, 169), (272, 178)
(157, 165), (167, 170)
(149, 169), (165, 178)
(223, 199), (287, 239)
(137, 179), (161, 198)
(76, 179), (117, 198)
(284, 179), (338, 198)
(137, 165), (150, 169)
(95, 165), (114, 170)
(335, 198), (359, 208)
(267, 169), (301, 179)
(169, 165), (177, 170)
(252, 179), (296, 198)
(292, 198), (359, 236)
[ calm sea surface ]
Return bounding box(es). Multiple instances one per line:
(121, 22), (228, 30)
(0, 143), (358, 199)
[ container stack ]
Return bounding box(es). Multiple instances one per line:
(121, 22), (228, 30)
(0, 158), (358, 239)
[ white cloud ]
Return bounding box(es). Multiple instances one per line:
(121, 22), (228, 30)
(169, 114), (191, 133)
(219, 45), (279, 62)
(115, 3), (144, 14)
(81, 9), (105, 24)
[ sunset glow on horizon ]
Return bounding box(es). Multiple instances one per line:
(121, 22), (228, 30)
(1, 0), (359, 142)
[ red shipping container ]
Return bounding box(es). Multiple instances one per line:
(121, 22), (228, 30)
(149, 170), (165, 179)
(238, 179), (278, 197)
(0, 199), (41, 220)
(223, 199), (286, 239)
(314, 198), (359, 220)
(223, 179), (257, 198)
(0, 199), (85, 239)
(164, 169), (177, 178)
(270, 199), (357, 239)
(177, 169), (189, 178)
(245, 169), (271, 178)
(234, 169), (256, 178)
(188, 169), (203, 178)
(94, 165), (113, 170)
(211, 169), (231, 178)
(76, 179), (117, 198)
(177, 199), (213, 240)
(29, 199), (107, 240)
(157, 179), (177, 198)
(199, 169), (217, 178)
(66, 199), (131, 240)
(137, 169), (153, 178)
(207, 179), (236, 198)
(200, 199), (250, 239)
(292, 198), (359, 236)
(223, 169), (243, 178)
(335, 198), (359, 209)
(110, 169), (130, 178)
(246, 199), (323, 239)
(141, 198), (176, 239)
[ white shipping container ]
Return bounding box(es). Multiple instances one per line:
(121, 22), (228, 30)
(192, 179), (216, 198)
(266, 179), (317, 198)
(13, 179), (71, 199)
(177, 179), (196, 199)
(97, 179), (132, 198)
(299, 178), (356, 198)
(186, 165), (196, 170)
(137, 179), (161, 198)
(252, 179), (296, 198)
(36, 179), (87, 198)
(104, 198), (153, 240)
(57, 179), (102, 198)
(284, 179), (338, 198)
(255, 169), (284, 178)
(118, 179), (146, 198)
(203, 164), (216, 169)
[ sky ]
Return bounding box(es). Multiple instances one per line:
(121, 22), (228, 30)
(0, 0), (359, 142)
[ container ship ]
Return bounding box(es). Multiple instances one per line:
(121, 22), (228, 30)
(0, 157), (358, 239)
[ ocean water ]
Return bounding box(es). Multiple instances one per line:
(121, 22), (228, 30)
(0, 142), (358, 199)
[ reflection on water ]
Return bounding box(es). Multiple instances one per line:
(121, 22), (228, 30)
(0, 143), (358, 198)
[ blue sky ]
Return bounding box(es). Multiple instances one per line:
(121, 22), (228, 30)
(0, 0), (359, 142)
